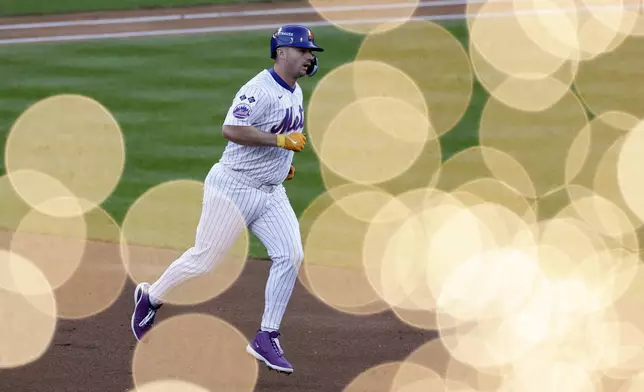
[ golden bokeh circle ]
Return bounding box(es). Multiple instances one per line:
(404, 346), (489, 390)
(608, 265), (644, 380)
(420, 197), (541, 323)
(374, 192), (536, 332)
(10, 197), (87, 291)
(617, 120), (644, 226)
(308, 58), (442, 196)
(512, 0), (581, 62)
(377, 209), (432, 309)
(132, 313), (258, 392)
(403, 338), (452, 379)
(574, 0), (634, 61)
(388, 197), (539, 333)
(342, 361), (402, 392)
(422, 203), (496, 320)
(120, 180), (249, 306)
(356, 19), (473, 138)
(390, 360), (446, 391)
(132, 379), (210, 392)
(623, 372), (644, 391)
(479, 88), (589, 198)
(499, 359), (598, 392)
(318, 96), (433, 185)
(433, 145), (536, 200)
(536, 216), (608, 288)
(5, 169), (86, 218)
(560, 185), (639, 252)
(307, 62), (359, 154)
(4, 94), (125, 217)
(593, 132), (643, 231)
(296, 183), (393, 316)
(532, 185), (577, 222)
(437, 272), (551, 370)
(0, 174), (32, 246)
(301, 189), (390, 315)
(565, 111), (637, 189)
(619, 0), (644, 36)
(575, 34), (644, 119)
(351, 60), (429, 140)
(54, 204), (127, 319)
(332, 187), (399, 224)
(470, 39), (578, 112)
(319, 135), (442, 197)
(581, 0), (644, 39)
(0, 250), (57, 369)
(454, 177), (538, 226)
(307, 0), (420, 35)
(435, 236), (542, 324)
(361, 187), (452, 325)
(470, 0), (573, 78)
(354, 95), (431, 145)
(405, 337), (505, 390)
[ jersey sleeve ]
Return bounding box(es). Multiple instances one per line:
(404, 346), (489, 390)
(223, 84), (269, 127)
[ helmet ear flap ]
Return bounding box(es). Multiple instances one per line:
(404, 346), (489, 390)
(306, 55), (319, 77)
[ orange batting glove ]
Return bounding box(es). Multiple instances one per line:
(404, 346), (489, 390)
(286, 164), (295, 180)
(277, 132), (306, 152)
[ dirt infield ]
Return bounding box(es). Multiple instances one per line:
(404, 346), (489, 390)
(0, 254), (436, 392)
(0, 232), (437, 392)
(0, 2), (454, 391)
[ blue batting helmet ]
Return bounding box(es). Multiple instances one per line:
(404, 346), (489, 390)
(270, 24), (324, 77)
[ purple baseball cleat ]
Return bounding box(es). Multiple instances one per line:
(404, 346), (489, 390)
(245, 330), (294, 374)
(131, 282), (162, 342)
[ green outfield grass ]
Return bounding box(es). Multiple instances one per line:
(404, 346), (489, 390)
(0, 22), (482, 259)
(0, 0), (298, 18)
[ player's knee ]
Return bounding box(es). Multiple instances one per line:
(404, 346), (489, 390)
(286, 245), (304, 270)
(182, 258), (214, 277)
(181, 247), (219, 276)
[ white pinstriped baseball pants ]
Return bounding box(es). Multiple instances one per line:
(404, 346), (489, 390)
(148, 162), (304, 331)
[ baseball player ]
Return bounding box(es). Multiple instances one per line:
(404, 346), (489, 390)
(130, 24), (323, 375)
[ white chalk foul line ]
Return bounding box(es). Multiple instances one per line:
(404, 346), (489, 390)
(0, 15), (446, 44)
(0, 0), (495, 31)
(0, 3), (639, 45)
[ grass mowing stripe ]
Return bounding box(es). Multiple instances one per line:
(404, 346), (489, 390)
(0, 24), (480, 261)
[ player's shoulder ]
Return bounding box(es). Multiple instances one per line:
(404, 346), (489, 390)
(227, 70), (278, 121)
(230, 71), (272, 108)
(238, 69), (277, 95)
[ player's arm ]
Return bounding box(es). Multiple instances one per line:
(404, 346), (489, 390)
(222, 125), (306, 151)
(222, 125), (278, 147)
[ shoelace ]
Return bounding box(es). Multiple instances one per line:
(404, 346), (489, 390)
(138, 309), (157, 328)
(271, 337), (284, 356)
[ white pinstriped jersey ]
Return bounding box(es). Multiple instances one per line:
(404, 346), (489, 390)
(220, 68), (305, 185)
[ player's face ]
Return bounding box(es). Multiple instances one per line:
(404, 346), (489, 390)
(283, 47), (315, 78)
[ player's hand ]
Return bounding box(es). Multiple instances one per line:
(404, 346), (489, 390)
(277, 132), (306, 152)
(286, 164), (295, 180)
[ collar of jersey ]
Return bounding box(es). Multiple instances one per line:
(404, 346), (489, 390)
(268, 68), (296, 94)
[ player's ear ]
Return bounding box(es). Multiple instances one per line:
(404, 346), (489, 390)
(276, 47), (287, 60)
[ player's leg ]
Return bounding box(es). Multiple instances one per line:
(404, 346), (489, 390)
(244, 185), (303, 373)
(131, 164), (264, 341)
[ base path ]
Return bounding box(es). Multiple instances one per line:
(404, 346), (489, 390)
(0, 0), (488, 43)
